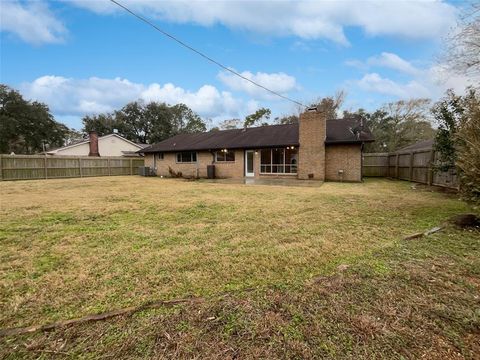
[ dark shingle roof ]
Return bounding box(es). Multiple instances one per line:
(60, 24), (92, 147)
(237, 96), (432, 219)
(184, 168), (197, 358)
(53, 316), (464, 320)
(141, 124), (299, 153)
(396, 139), (434, 153)
(141, 119), (374, 153)
(325, 118), (374, 144)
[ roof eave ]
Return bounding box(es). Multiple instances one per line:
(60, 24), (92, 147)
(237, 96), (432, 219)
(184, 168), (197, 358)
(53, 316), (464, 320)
(325, 139), (375, 145)
(141, 142), (301, 153)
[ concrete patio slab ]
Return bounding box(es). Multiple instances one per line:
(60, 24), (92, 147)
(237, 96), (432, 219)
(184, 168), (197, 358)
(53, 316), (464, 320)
(200, 177), (324, 187)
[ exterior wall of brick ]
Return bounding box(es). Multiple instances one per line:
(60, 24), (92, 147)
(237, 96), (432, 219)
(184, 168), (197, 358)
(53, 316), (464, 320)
(298, 110), (326, 180)
(325, 144), (362, 182)
(214, 150), (245, 178)
(145, 150), (245, 178)
(144, 113), (363, 181)
(144, 153), (154, 168)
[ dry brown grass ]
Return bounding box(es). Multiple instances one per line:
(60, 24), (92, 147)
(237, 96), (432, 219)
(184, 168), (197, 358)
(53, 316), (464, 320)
(1, 176), (479, 358)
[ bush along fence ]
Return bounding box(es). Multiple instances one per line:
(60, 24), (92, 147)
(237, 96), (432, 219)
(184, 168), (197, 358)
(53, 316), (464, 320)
(0, 155), (145, 181)
(362, 149), (458, 189)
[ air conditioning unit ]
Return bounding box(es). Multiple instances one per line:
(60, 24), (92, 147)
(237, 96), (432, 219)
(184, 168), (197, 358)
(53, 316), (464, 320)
(138, 166), (155, 177)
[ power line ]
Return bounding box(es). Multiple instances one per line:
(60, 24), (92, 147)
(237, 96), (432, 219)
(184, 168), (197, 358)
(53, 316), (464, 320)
(109, 0), (306, 108)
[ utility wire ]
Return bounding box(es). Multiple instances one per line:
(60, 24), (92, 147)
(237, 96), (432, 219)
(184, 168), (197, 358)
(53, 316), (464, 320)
(109, 0), (306, 108)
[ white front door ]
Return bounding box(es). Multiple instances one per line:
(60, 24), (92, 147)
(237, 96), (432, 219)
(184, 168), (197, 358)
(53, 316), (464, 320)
(245, 150), (255, 177)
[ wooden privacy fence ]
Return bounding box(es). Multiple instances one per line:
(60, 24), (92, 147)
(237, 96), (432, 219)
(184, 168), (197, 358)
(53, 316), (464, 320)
(0, 155), (144, 181)
(362, 150), (458, 189)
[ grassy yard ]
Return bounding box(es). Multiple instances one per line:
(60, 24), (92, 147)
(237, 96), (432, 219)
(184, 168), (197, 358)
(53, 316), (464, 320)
(0, 176), (479, 359)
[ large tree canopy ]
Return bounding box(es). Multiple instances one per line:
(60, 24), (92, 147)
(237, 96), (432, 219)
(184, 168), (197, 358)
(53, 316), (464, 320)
(275, 114), (299, 125)
(82, 101), (207, 144)
(217, 118), (242, 130)
(243, 107), (271, 128)
(312, 90), (346, 120)
(343, 99), (435, 153)
(433, 88), (480, 203)
(439, 5), (480, 203)
(0, 84), (70, 154)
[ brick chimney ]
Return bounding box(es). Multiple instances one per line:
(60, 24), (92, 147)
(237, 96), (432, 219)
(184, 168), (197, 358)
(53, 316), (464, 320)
(88, 131), (100, 157)
(298, 108), (326, 180)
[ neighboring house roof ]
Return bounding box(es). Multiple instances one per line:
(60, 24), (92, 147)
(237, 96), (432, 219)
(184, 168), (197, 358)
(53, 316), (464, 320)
(396, 139), (434, 153)
(140, 119), (374, 153)
(45, 134), (147, 154)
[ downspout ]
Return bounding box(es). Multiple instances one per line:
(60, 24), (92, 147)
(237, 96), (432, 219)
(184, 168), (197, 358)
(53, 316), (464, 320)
(361, 142), (364, 182)
(195, 152), (199, 179)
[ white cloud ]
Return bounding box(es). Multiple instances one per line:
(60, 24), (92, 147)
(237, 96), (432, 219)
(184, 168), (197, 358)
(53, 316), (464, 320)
(141, 83), (241, 116)
(423, 65), (475, 97)
(352, 68), (473, 101)
(246, 100), (260, 114)
(367, 52), (420, 76)
(1, 1), (459, 46)
(355, 73), (430, 98)
(344, 59), (366, 70)
(346, 52), (420, 75)
(20, 75), (243, 119)
(0, 0), (66, 44)
(68, 0), (458, 45)
(348, 51), (476, 100)
(217, 70), (297, 98)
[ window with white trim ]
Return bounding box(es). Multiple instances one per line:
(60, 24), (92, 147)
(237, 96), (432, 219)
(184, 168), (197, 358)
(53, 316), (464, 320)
(215, 149), (235, 162)
(176, 151), (197, 163)
(260, 147), (298, 174)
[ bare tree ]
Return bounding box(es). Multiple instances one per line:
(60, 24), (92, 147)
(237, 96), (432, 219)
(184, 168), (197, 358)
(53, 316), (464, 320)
(274, 90), (348, 124)
(382, 98), (434, 151)
(384, 98), (431, 124)
(311, 90), (347, 119)
(443, 3), (480, 78)
(218, 118), (242, 130)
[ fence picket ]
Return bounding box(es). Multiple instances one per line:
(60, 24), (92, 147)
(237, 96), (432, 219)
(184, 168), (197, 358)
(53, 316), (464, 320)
(362, 151), (457, 189)
(0, 155), (144, 181)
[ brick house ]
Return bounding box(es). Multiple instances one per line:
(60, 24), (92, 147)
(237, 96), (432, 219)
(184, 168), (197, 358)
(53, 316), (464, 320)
(140, 108), (374, 181)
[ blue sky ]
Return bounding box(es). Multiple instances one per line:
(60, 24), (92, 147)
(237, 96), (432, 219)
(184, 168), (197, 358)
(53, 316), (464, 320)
(0, 0), (474, 130)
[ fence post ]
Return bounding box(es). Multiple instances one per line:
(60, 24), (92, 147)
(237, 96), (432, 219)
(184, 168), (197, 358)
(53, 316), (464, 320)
(0, 154), (2, 181)
(107, 158), (111, 176)
(44, 156), (48, 179)
(409, 151), (414, 181)
(130, 158), (133, 175)
(79, 158), (83, 177)
(427, 150), (435, 185)
(395, 154), (399, 179)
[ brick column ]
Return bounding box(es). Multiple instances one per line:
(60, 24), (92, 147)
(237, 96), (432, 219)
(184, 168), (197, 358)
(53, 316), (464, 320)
(298, 110), (326, 180)
(88, 131), (100, 157)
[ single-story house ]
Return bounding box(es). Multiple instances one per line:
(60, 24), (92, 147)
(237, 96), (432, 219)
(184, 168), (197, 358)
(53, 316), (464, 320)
(45, 132), (147, 157)
(140, 108), (374, 181)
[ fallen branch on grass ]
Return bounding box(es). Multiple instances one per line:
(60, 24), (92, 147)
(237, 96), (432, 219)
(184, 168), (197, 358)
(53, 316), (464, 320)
(403, 226), (444, 240)
(404, 213), (480, 241)
(0, 297), (202, 338)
